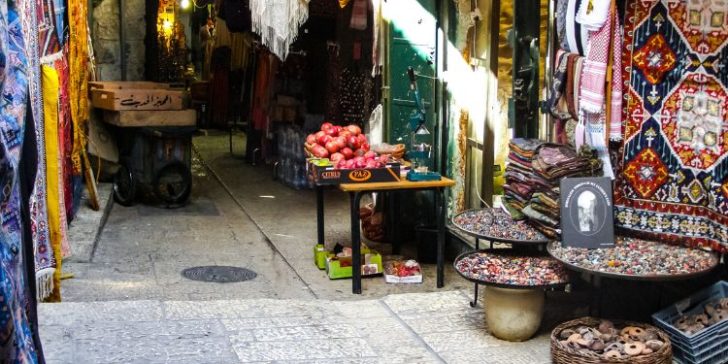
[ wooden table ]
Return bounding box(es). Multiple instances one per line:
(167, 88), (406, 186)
(315, 177), (455, 294)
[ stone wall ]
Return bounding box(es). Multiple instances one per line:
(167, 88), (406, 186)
(92, 0), (146, 80)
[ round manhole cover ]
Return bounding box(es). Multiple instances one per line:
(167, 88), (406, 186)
(182, 266), (257, 283)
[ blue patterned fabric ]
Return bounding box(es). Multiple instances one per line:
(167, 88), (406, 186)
(0, 1), (40, 363)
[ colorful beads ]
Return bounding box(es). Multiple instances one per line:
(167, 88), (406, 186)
(452, 208), (548, 242)
(548, 237), (718, 278)
(454, 251), (569, 287)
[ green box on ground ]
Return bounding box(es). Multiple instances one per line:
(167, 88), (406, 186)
(314, 244), (329, 270)
(325, 249), (383, 280)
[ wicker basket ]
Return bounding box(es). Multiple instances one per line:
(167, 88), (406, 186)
(551, 317), (673, 364)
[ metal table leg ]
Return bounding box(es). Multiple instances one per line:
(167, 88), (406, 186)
(436, 188), (445, 288)
(471, 237), (480, 307)
(316, 186), (325, 246)
(350, 192), (363, 294)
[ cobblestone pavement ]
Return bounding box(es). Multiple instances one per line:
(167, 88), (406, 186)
(40, 291), (552, 364)
(40, 132), (564, 363)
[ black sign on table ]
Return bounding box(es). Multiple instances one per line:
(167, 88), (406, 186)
(560, 177), (615, 248)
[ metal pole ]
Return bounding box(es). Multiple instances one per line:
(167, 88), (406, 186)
(542, 0), (556, 142)
(119, 0), (127, 80)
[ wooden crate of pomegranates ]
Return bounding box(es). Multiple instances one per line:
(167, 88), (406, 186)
(305, 122), (401, 185)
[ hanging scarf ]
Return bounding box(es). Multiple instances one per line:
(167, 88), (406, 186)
(41, 65), (66, 302)
(68, 0), (89, 177)
(0, 1), (40, 362)
(607, 12), (622, 141)
(547, 50), (571, 120)
(579, 1), (613, 113)
(250, 0), (310, 61)
(566, 53), (580, 120)
(575, 0), (610, 32)
(21, 0), (56, 302)
(565, 0), (589, 55)
(556, 0), (570, 52)
(56, 51), (74, 222)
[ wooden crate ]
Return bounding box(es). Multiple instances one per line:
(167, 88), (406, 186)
(91, 88), (184, 111)
(103, 109), (196, 127)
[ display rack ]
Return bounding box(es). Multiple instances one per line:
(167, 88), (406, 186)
(450, 207), (562, 306)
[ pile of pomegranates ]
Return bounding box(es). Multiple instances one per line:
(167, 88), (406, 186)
(305, 122), (389, 169)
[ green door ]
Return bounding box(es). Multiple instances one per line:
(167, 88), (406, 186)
(382, 0), (439, 246)
(384, 0), (438, 153)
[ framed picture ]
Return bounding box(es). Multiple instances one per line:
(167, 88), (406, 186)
(560, 177), (615, 248)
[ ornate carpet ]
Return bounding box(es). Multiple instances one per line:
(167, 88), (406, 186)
(615, 0), (728, 251)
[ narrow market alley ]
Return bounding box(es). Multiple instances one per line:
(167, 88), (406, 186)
(37, 133), (570, 363)
(3, 0), (726, 362)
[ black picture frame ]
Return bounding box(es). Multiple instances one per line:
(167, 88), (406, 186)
(560, 177), (615, 248)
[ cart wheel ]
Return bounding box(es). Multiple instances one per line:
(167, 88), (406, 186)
(113, 163), (136, 206)
(152, 161), (192, 207)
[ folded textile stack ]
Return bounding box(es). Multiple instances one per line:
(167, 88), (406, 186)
(505, 140), (602, 238)
(503, 138), (545, 219)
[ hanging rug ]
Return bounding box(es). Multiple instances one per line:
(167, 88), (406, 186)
(615, 0), (728, 252)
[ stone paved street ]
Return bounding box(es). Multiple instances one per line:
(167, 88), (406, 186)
(40, 291), (554, 364)
(39, 133), (572, 363)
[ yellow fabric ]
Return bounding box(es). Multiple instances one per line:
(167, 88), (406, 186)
(41, 65), (63, 302)
(68, 0), (89, 175)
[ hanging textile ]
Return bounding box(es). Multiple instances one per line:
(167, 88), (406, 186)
(338, 67), (372, 124)
(68, 0), (89, 177)
(349, 0), (367, 30)
(252, 51), (275, 131)
(38, 0), (65, 61)
(22, 0), (57, 302)
(0, 1), (40, 362)
(577, 1), (619, 178)
(564, 0), (590, 56)
(41, 65), (65, 302)
(579, 2), (613, 113)
(56, 54), (74, 224)
(68, 0), (97, 216)
(371, 0), (383, 76)
(249, 0), (310, 60)
(615, 0), (728, 252)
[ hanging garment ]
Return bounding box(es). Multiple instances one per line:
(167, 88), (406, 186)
(579, 2), (613, 113)
(252, 51), (274, 131)
(338, 68), (370, 124)
(565, 0), (590, 56)
(578, 2), (619, 178)
(250, 0), (311, 60)
(55, 54), (74, 222)
(41, 65), (66, 302)
(565, 53), (581, 120)
(38, 0), (65, 61)
(607, 12), (622, 142)
(21, 0), (54, 301)
(556, 0), (570, 52)
(575, 0), (610, 32)
(0, 2), (40, 362)
(210, 46), (232, 128)
(546, 50), (571, 120)
(371, 0), (383, 76)
(615, 0), (728, 251)
(68, 0), (89, 177)
(349, 0), (367, 30)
